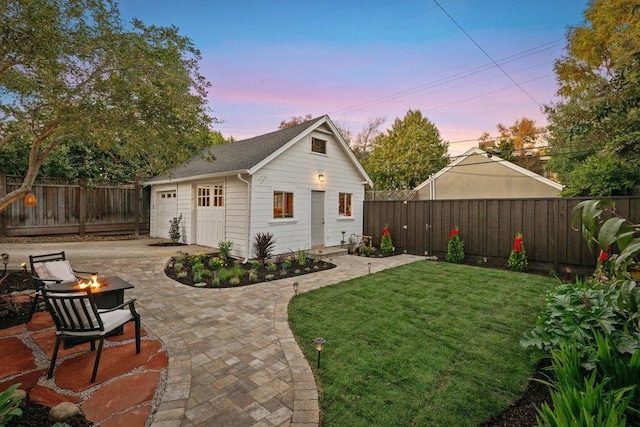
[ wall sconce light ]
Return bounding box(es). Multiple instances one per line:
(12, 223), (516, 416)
(367, 262), (372, 275)
(292, 281), (299, 297)
(318, 174), (324, 183)
(314, 337), (326, 368)
(24, 192), (37, 207)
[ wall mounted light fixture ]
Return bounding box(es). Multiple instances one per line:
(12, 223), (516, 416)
(318, 174), (325, 183)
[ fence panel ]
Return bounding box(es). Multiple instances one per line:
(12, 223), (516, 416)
(364, 196), (640, 271)
(0, 174), (149, 237)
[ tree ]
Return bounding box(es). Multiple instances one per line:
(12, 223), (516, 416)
(0, 0), (215, 210)
(546, 52), (640, 196)
(365, 109), (448, 190)
(479, 117), (544, 161)
(554, 0), (640, 97)
(278, 114), (314, 129)
(350, 116), (385, 164)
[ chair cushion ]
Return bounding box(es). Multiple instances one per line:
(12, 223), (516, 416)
(34, 260), (77, 284)
(99, 309), (134, 335)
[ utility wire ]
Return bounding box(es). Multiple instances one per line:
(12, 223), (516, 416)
(432, 0), (542, 108)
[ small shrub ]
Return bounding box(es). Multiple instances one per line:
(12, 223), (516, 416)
(177, 271), (188, 279)
(313, 265), (319, 271)
(254, 232), (276, 266)
(279, 270), (288, 277)
(304, 267), (311, 273)
(380, 225), (394, 253)
(218, 241), (233, 260)
(250, 260), (261, 270)
(217, 268), (236, 282)
(445, 227), (465, 264)
(266, 263), (277, 272)
(208, 257), (226, 270)
(361, 246), (376, 257)
(169, 214), (183, 243)
(249, 270), (259, 283)
(508, 233), (528, 272)
(173, 261), (184, 271)
(229, 276), (240, 286)
(0, 383), (24, 425)
(265, 274), (275, 281)
(282, 259), (293, 270)
(211, 277), (220, 287)
(296, 249), (309, 266)
(294, 269), (301, 275)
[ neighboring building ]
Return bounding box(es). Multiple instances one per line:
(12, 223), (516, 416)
(145, 115), (372, 259)
(414, 147), (563, 200)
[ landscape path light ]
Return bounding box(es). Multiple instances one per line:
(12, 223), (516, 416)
(314, 337), (326, 368)
(292, 281), (299, 297)
(1, 253), (8, 276)
(367, 262), (371, 275)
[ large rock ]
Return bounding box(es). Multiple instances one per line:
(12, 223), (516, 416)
(48, 401), (81, 422)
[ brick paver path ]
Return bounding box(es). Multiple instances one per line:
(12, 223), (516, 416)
(5, 241), (420, 426)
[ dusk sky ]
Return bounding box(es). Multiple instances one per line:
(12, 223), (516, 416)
(117, 1), (588, 155)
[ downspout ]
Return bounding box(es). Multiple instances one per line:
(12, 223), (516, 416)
(237, 174), (251, 263)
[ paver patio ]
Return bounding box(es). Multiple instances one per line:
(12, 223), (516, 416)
(2, 239), (421, 426)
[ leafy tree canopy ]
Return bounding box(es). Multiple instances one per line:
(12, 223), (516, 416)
(278, 114), (314, 129)
(547, 53), (640, 196)
(555, 0), (640, 97)
(365, 109), (448, 190)
(0, 0), (216, 210)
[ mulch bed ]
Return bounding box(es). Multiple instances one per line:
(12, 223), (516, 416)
(165, 253), (336, 288)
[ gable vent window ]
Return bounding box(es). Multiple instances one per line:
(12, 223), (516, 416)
(311, 137), (327, 154)
(273, 191), (294, 218)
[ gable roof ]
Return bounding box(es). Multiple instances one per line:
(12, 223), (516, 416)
(146, 115), (372, 186)
(414, 147), (563, 191)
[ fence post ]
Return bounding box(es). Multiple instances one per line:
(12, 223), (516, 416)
(0, 172), (6, 237)
(78, 178), (86, 236)
(134, 175), (140, 237)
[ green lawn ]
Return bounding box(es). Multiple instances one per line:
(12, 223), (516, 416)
(288, 261), (556, 426)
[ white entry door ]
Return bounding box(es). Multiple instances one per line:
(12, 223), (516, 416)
(196, 184), (225, 248)
(311, 191), (325, 247)
(156, 190), (177, 239)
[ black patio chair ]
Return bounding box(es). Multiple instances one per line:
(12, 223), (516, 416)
(28, 251), (95, 321)
(41, 287), (141, 383)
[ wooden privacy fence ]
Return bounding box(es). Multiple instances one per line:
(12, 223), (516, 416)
(0, 173), (150, 237)
(363, 196), (640, 272)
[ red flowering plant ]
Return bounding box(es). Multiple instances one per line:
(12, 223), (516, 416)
(380, 225), (394, 254)
(445, 226), (464, 263)
(508, 233), (527, 272)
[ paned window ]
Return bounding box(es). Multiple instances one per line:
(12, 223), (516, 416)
(273, 191), (294, 218)
(212, 185), (224, 207)
(339, 193), (352, 217)
(311, 137), (327, 154)
(197, 186), (210, 207)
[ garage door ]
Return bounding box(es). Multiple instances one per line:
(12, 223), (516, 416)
(156, 190), (177, 239)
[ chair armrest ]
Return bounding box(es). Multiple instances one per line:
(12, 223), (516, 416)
(31, 275), (63, 284)
(73, 270), (97, 275)
(99, 299), (138, 313)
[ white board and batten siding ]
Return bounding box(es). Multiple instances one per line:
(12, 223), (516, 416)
(223, 176), (249, 258)
(249, 129), (366, 254)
